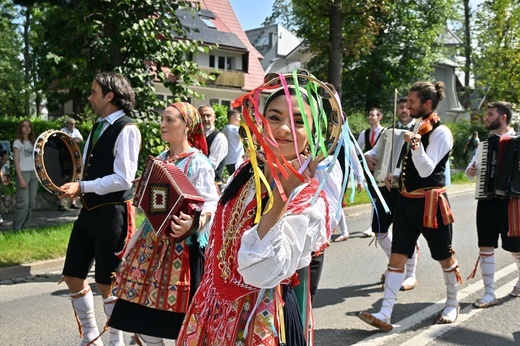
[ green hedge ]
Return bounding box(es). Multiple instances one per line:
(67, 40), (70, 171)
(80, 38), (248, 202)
(0, 117), (165, 195)
(0, 113), (487, 195)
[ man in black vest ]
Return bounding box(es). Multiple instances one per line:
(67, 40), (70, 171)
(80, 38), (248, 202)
(199, 105), (228, 187)
(363, 98), (420, 291)
(59, 72), (141, 345)
(358, 81), (461, 332)
(465, 101), (520, 307)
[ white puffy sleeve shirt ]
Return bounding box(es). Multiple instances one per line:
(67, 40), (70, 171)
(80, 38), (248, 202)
(237, 186), (328, 288)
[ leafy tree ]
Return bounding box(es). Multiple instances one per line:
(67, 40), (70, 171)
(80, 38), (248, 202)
(17, 0), (212, 120)
(265, 0), (387, 97)
(0, 0), (25, 117)
(473, 0), (520, 104)
(341, 0), (455, 112)
(266, 0), (456, 114)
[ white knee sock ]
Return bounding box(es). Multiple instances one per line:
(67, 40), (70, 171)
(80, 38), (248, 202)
(338, 211), (349, 237)
(377, 232), (392, 259)
(479, 251), (495, 303)
(136, 334), (165, 345)
(372, 266), (404, 323)
(103, 296), (125, 346)
(70, 287), (100, 346)
(441, 261), (460, 321)
(404, 241), (420, 281)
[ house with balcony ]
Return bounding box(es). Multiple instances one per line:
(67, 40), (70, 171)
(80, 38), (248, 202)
(153, 0), (265, 110)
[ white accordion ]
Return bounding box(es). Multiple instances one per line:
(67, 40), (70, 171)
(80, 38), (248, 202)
(373, 129), (407, 186)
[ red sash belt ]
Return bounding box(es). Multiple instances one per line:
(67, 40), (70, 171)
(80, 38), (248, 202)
(401, 187), (454, 229)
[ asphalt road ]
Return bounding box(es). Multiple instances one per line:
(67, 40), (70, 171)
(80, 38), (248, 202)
(1, 186), (519, 345)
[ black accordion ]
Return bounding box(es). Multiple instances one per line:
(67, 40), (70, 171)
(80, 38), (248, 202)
(475, 135), (520, 199)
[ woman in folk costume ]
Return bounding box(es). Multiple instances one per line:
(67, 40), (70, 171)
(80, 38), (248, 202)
(108, 102), (219, 344)
(177, 70), (345, 345)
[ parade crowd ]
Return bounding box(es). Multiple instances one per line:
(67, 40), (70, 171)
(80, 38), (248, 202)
(4, 70), (519, 346)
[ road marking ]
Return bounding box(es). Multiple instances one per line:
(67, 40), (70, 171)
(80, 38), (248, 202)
(399, 278), (517, 346)
(356, 263), (517, 345)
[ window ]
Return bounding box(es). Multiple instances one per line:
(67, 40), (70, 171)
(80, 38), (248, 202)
(218, 56), (226, 70)
(209, 99), (232, 109)
(226, 57), (233, 71)
(209, 54), (235, 71)
(201, 17), (216, 29)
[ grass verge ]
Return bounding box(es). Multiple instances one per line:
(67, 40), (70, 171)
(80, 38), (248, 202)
(0, 174), (472, 268)
(0, 213), (146, 268)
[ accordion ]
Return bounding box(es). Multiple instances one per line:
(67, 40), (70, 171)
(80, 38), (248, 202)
(475, 135), (520, 199)
(373, 129), (407, 186)
(133, 156), (205, 241)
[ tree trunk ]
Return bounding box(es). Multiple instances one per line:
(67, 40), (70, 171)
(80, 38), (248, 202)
(328, 0), (343, 95)
(463, 0), (471, 89)
(462, 0), (472, 109)
(23, 6), (31, 117)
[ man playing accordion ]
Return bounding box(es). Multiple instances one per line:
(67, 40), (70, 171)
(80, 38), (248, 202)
(465, 101), (520, 307)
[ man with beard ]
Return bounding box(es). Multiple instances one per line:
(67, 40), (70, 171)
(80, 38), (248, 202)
(363, 97), (420, 291)
(358, 81), (461, 332)
(465, 101), (520, 307)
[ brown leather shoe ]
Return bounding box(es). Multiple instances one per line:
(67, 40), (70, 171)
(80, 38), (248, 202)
(473, 296), (498, 308)
(357, 311), (393, 332)
(434, 305), (460, 324)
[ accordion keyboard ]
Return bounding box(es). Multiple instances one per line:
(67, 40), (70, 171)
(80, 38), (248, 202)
(475, 141), (488, 199)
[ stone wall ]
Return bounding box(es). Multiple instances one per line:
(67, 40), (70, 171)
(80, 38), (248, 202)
(0, 191), (61, 213)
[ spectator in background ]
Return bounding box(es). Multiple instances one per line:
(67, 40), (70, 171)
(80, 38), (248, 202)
(0, 142), (8, 224)
(58, 118), (84, 210)
(198, 105), (228, 188)
(12, 119), (38, 230)
(463, 131), (479, 160)
(61, 117), (84, 143)
(221, 108), (244, 176)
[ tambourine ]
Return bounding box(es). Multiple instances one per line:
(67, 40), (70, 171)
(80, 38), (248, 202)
(236, 68), (344, 164)
(33, 130), (83, 195)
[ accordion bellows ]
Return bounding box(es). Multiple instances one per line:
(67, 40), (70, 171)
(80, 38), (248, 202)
(133, 156), (205, 239)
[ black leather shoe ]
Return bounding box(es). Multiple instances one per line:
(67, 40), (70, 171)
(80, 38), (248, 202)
(57, 206), (67, 212)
